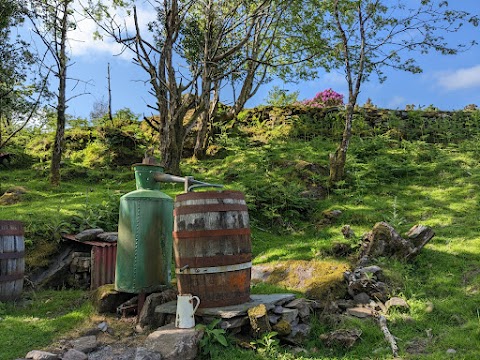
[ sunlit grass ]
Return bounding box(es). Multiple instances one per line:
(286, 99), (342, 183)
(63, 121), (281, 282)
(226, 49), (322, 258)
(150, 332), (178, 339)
(0, 290), (92, 360)
(2, 130), (480, 358)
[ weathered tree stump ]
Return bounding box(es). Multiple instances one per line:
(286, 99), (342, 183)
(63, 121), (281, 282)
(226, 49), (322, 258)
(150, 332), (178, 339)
(359, 222), (434, 262)
(405, 224), (435, 260)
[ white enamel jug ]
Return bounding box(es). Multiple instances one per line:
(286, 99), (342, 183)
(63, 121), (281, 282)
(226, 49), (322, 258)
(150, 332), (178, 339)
(175, 294), (200, 328)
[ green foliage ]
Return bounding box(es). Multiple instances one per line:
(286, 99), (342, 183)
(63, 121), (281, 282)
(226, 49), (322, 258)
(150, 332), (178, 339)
(287, 0), (478, 86)
(22, 208), (75, 246)
(71, 190), (121, 232)
(71, 141), (109, 168)
(0, 301), (6, 317)
(289, 111), (345, 140)
(197, 319), (230, 358)
(5, 105), (480, 359)
(382, 196), (407, 229)
(96, 125), (146, 166)
(25, 134), (53, 163)
(185, 140), (322, 232)
(264, 86), (300, 107)
(64, 126), (93, 152)
(250, 331), (280, 357)
(0, 0), (45, 151)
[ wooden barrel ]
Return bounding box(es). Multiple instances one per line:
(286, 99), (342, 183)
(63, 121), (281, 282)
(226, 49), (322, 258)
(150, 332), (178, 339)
(0, 221), (24, 301)
(173, 191), (251, 308)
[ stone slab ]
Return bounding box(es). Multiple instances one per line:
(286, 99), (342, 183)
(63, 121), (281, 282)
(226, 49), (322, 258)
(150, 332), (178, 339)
(155, 293), (295, 319)
(346, 307), (375, 318)
(144, 323), (202, 360)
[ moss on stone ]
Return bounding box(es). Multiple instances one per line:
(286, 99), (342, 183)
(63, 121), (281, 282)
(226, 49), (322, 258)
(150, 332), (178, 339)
(248, 304), (271, 336)
(25, 240), (58, 269)
(272, 319), (291, 336)
(90, 284), (133, 313)
(253, 260), (350, 301)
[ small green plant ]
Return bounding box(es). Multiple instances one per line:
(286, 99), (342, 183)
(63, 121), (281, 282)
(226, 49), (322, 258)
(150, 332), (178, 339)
(25, 208), (74, 243)
(383, 196), (407, 229)
(196, 319), (230, 358)
(72, 190), (120, 232)
(250, 331), (280, 356)
(264, 86), (300, 107)
(47, 215), (75, 242)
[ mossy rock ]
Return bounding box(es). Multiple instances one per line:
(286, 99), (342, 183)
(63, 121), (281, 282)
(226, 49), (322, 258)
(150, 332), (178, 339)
(252, 260), (350, 301)
(0, 193), (21, 205)
(25, 240), (58, 269)
(0, 186), (28, 205)
(90, 284), (135, 313)
(273, 319), (291, 336)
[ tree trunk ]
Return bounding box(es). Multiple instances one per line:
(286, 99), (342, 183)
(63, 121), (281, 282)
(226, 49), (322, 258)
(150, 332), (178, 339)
(162, 142), (182, 175)
(329, 147), (346, 184)
(107, 62), (113, 124)
(193, 84), (218, 160)
(50, 108), (66, 186)
(50, 0), (69, 186)
(329, 104), (354, 184)
(159, 113), (185, 175)
(193, 112), (209, 159)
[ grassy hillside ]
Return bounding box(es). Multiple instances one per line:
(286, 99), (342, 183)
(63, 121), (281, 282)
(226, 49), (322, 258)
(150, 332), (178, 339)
(1, 109), (480, 359)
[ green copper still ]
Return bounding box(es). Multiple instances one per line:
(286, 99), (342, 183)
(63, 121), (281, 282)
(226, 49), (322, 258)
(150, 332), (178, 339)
(115, 164), (173, 293)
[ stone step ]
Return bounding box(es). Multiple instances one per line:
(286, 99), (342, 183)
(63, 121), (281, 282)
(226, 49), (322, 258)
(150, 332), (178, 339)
(155, 293), (295, 319)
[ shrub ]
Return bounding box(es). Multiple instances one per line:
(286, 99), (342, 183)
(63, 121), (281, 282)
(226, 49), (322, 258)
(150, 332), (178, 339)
(301, 88), (344, 108)
(70, 141), (109, 168)
(265, 86), (300, 107)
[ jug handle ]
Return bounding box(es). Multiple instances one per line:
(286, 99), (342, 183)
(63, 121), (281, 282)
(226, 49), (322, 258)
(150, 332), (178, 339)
(192, 296), (201, 313)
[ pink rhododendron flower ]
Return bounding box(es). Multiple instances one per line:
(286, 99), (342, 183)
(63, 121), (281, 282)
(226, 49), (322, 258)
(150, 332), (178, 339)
(301, 88), (344, 108)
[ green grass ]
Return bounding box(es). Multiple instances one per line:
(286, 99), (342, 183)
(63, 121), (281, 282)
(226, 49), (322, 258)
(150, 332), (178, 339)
(2, 125), (480, 358)
(186, 136), (480, 359)
(0, 290), (93, 360)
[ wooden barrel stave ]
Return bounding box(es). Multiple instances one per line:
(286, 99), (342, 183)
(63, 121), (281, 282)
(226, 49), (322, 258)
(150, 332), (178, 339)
(176, 270), (251, 308)
(0, 221), (25, 301)
(173, 191), (251, 308)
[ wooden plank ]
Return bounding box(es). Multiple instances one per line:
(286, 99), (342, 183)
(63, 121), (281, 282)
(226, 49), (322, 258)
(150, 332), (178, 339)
(0, 228), (24, 300)
(15, 234), (25, 296)
(0, 235), (4, 297)
(3, 235), (14, 298)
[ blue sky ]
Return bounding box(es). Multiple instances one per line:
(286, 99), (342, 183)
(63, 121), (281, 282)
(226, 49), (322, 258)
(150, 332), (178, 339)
(56, 1), (480, 120)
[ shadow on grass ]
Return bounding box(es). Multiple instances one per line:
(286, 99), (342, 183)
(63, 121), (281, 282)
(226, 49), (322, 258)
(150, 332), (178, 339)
(0, 290), (91, 360)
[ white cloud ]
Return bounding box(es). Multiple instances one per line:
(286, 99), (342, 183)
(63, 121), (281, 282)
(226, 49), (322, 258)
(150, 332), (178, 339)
(68, 2), (156, 60)
(436, 65), (480, 91)
(323, 71), (346, 85)
(386, 95), (406, 109)
(68, 18), (124, 58)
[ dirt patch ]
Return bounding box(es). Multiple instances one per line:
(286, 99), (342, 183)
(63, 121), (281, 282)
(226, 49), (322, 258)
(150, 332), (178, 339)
(252, 259), (350, 300)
